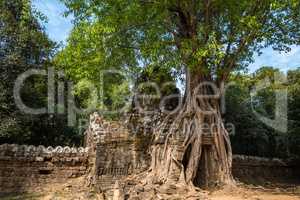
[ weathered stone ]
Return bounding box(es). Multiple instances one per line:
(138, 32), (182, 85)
(113, 181), (124, 200)
(0, 112), (299, 198)
(0, 144), (89, 194)
(35, 157), (44, 162)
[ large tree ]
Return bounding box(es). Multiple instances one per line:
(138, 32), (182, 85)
(62, 0), (300, 188)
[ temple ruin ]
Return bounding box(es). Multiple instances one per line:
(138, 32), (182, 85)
(0, 112), (299, 198)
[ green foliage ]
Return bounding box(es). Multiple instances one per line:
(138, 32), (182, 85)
(58, 0), (300, 157)
(226, 67), (300, 158)
(54, 21), (133, 119)
(0, 0), (81, 146)
(72, 79), (100, 109)
(287, 68), (300, 155)
(61, 0), (300, 78)
(1, 0), (300, 159)
(133, 65), (180, 111)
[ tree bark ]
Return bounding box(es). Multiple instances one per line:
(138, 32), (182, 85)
(149, 67), (234, 189)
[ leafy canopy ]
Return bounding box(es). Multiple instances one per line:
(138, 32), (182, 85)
(54, 21), (133, 115)
(226, 67), (300, 158)
(61, 0), (300, 82)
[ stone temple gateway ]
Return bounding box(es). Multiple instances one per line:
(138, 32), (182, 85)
(85, 113), (150, 193)
(0, 112), (299, 197)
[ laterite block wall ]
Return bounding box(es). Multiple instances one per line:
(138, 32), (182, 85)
(0, 144), (89, 194)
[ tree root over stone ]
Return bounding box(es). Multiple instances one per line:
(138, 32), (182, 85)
(114, 74), (235, 199)
(114, 171), (210, 200)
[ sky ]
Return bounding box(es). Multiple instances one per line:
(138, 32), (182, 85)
(33, 0), (73, 44)
(33, 0), (300, 73)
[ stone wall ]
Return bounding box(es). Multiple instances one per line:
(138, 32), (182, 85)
(93, 137), (150, 193)
(0, 144), (89, 194)
(85, 112), (150, 193)
(93, 140), (299, 192)
(0, 141), (299, 195)
(233, 155), (300, 185)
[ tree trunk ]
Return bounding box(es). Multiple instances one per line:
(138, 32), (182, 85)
(148, 68), (234, 189)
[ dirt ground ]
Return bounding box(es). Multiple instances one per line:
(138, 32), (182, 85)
(1, 178), (299, 200)
(209, 184), (300, 200)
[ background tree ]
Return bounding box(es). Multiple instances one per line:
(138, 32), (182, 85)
(62, 0), (300, 188)
(287, 68), (300, 157)
(132, 65), (180, 112)
(225, 67), (300, 159)
(0, 0), (81, 146)
(54, 21), (135, 119)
